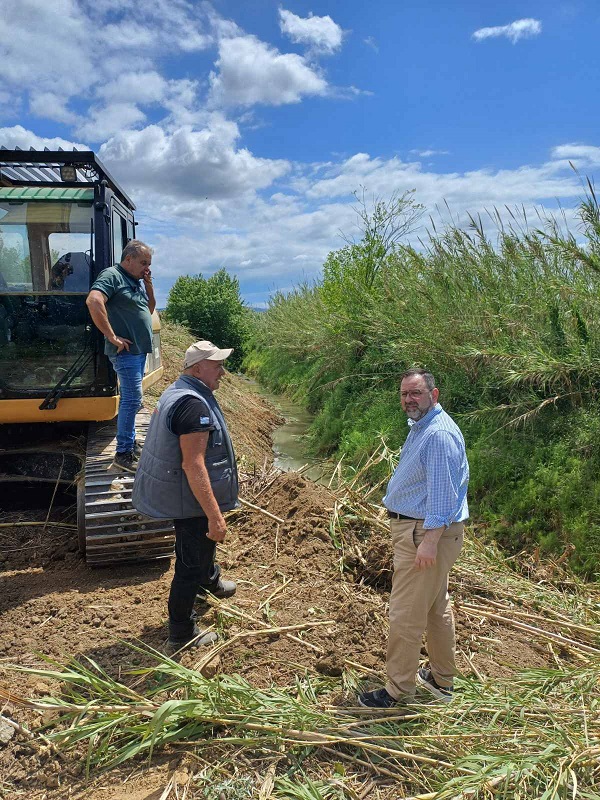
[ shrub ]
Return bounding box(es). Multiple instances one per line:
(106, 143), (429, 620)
(165, 269), (249, 370)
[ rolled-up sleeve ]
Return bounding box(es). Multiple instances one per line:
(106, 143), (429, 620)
(423, 431), (462, 529)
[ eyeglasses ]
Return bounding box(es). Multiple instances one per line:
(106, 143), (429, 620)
(401, 390), (427, 399)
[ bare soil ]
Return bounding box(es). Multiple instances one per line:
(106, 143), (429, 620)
(0, 368), (571, 799)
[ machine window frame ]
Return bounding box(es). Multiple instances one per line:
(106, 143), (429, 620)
(111, 204), (128, 266)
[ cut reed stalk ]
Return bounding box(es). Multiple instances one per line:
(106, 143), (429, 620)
(0, 521), (77, 529)
(460, 604), (600, 655)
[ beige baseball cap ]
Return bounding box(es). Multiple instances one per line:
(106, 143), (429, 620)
(184, 340), (234, 369)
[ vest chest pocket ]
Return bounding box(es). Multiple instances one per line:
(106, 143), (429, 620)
(208, 427), (223, 448)
(207, 462), (230, 484)
(210, 470), (233, 505)
(206, 455), (228, 467)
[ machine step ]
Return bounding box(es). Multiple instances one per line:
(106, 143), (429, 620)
(78, 409), (175, 565)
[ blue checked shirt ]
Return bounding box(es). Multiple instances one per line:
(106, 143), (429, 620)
(382, 404), (469, 529)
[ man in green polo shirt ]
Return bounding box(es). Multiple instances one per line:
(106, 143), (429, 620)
(86, 240), (156, 473)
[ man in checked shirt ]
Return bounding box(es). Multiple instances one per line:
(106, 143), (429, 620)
(359, 368), (469, 709)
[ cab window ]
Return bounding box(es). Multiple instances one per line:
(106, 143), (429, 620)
(112, 209), (127, 265)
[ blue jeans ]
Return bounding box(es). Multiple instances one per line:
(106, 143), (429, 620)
(109, 352), (146, 453)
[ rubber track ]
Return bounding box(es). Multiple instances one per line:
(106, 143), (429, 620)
(83, 409), (175, 566)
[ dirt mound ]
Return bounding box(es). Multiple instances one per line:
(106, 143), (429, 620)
(215, 472), (389, 683)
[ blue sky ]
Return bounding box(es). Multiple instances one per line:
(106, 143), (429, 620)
(1, 0), (599, 308)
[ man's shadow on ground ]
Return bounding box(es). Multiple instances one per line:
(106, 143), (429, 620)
(0, 555), (172, 617)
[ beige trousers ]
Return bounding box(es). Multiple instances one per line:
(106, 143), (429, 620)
(385, 518), (464, 699)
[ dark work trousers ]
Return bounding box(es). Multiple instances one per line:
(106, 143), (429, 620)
(168, 516), (221, 641)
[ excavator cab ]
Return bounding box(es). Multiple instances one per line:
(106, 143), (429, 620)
(0, 193), (95, 397)
(0, 149), (174, 564)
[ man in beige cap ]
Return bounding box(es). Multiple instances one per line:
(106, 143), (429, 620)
(133, 340), (238, 653)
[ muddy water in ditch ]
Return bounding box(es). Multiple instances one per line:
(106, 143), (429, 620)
(253, 385), (330, 484)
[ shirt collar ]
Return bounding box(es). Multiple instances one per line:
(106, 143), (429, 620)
(407, 403), (443, 430)
(116, 263), (141, 287)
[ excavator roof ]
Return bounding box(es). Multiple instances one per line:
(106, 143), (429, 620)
(0, 147), (135, 210)
(0, 186), (95, 202)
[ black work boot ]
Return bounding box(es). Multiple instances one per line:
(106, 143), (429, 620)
(196, 579), (237, 603)
(111, 451), (137, 473)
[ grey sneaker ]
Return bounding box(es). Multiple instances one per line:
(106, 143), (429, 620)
(417, 667), (453, 702)
(111, 451), (137, 473)
(133, 439), (142, 459)
(165, 626), (218, 655)
(197, 579), (237, 602)
(357, 688), (398, 709)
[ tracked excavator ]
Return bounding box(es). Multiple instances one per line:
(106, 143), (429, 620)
(0, 148), (175, 565)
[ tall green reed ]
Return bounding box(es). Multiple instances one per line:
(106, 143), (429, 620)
(248, 193), (600, 573)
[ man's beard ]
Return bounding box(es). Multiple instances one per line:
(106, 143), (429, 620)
(406, 403), (433, 421)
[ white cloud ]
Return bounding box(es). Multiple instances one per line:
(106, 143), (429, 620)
(551, 143), (600, 167)
(0, 91), (22, 121)
(203, 4), (242, 40)
(98, 119), (290, 201)
(149, 198), (353, 284)
(76, 103), (147, 141)
(97, 72), (168, 105)
(279, 9), (343, 54)
(0, 0), (95, 95)
(473, 18), (542, 44)
(0, 2), (336, 146)
(0, 125), (88, 151)
(410, 149), (450, 158)
(81, 0), (214, 52)
(97, 21), (158, 49)
(209, 35), (328, 107)
(179, 30), (214, 52)
(0, 0), (213, 123)
(302, 152), (580, 212)
(29, 92), (78, 125)
(161, 80), (203, 126)
(332, 85), (374, 99)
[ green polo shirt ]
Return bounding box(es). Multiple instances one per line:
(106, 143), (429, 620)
(91, 264), (153, 356)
